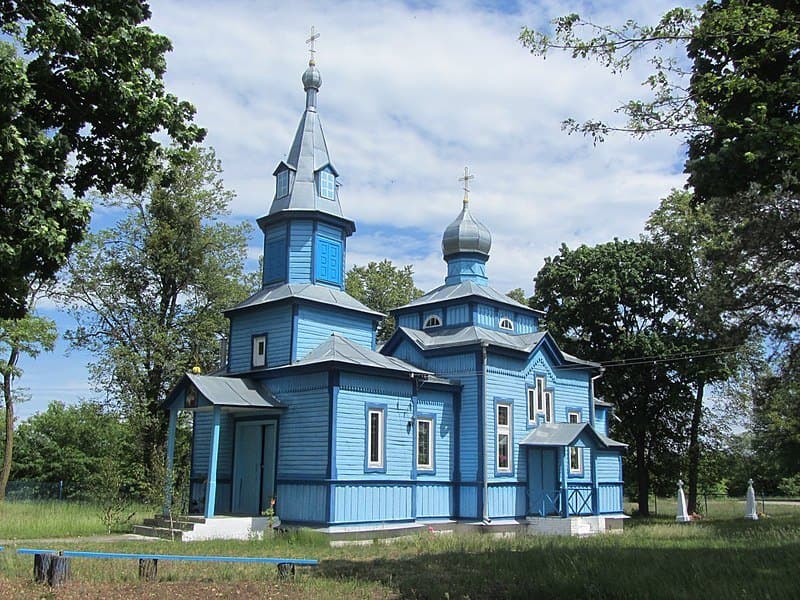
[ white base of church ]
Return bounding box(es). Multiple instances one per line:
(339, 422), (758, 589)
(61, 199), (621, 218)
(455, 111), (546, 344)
(526, 514), (628, 537)
(181, 516), (281, 541)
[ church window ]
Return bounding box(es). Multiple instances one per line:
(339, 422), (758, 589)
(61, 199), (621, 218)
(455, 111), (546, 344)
(570, 446), (583, 474)
(252, 334), (267, 368)
(277, 170), (289, 198)
(319, 170), (335, 200)
(416, 417), (433, 470)
(496, 403), (511, 472)
(367, 408), (385, 469)
(568, 411), (580, 424)
(543, 391), (554, 423)
(423, 315), (442, 329)
(499, 317), (514, 331)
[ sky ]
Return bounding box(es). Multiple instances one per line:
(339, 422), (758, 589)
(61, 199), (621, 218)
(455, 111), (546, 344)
(17, 0), (691, 419)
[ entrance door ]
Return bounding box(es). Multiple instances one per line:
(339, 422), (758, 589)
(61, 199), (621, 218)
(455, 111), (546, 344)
(527, 447), (559, 515)
(232, 422), (276, 515)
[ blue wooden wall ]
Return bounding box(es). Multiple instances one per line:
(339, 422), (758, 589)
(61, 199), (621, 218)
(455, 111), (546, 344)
(228, 304), (292, 371)
(295, 305), (375, 359)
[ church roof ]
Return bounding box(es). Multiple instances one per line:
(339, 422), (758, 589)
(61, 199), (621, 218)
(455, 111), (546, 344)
(267, 59), (346, 220)
(169, 373), (286, 409)
(394, 325), (600, 367)
(225, 283), (383, 317)
(294, 333), (432, 375)
(393, 281), (544, 315)
(519, 423), (626, 448)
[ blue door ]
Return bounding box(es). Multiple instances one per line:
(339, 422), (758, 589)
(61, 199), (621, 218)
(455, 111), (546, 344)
(527, 447), (560, 515)
(232, 422), (276, 515)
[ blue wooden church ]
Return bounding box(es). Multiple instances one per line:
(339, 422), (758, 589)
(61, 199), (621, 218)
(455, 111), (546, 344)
(162, 52), (625, 539)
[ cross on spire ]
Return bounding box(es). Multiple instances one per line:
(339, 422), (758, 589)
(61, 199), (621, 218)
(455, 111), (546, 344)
(306, 26), (320, 65)
(459, 166), (475, 205)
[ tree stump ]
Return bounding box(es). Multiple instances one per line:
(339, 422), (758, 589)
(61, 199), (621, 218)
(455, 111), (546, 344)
(277, 563), (295, 579)
(138, 558), (158, 581)
(47, 555), (71, 587)
(33, 553), (53, 584)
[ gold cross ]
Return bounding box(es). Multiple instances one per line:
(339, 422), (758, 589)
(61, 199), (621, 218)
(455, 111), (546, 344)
(306, 26), (320, 65)
(459, 166), (475, 205)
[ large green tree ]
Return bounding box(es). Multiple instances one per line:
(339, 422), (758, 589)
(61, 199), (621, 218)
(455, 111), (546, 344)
(59, 147), (251, 478)
(521, 1), (800, 334)
(533, 239), (695, 515)
(0, 0), (204, 319)
(345, 260), (423, 342)
(0, 281), (57, 501)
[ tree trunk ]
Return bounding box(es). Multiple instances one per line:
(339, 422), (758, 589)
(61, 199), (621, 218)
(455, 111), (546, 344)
(0, 347), (19, 502)
(687, 380), (705, 514)
(635, 434), (650, 516)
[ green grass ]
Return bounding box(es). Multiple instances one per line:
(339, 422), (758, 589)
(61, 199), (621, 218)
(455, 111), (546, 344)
(1, 500), (799, 598)
(0, 500), (156, 540)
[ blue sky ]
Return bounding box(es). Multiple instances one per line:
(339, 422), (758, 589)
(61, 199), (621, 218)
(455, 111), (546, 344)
(17, 0), (691, 419)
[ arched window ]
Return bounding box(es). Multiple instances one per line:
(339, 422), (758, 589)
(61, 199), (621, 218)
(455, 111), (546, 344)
(499, 317), (514, 331)
(423, 315), (442, 329)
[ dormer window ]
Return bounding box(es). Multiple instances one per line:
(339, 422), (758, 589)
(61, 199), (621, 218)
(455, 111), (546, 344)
(499, 318), (514, 331)
(277, 170), (289, 198)
(319, 171), (335, 200)
(423, 315), (442, 329)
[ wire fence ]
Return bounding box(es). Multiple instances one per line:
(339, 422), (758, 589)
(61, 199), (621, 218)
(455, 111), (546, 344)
(4, 479), (73, 501)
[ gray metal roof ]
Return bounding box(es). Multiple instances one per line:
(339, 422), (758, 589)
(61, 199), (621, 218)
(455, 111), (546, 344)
(393, 281), (543, 315)
(225, 283), (383, 317)
(399, 325), (546, 353)
(268, 61), (344, 219)
(442, 201), (491, 258)
(519, 423), (625, 448)
(294, 333), (432, 374)
(185, 374), (285, 409)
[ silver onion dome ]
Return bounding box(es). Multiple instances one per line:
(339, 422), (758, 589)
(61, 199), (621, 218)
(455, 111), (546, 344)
(302, 62), (322, 90)
(441, 203), (492, 258)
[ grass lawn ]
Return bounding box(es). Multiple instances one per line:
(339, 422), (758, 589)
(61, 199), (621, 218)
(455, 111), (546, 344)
(0, 499), (798, 598)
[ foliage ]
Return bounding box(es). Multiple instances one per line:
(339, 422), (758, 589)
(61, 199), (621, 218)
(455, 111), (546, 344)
(0, 294), (57, 501)
(94, 457), (137, 534)
(345, 259), (423, 342)
(505, 287), (528, 305)
(0, 1), (204, 319)
(532, 238), (697, 515)
(58, 146), (251, 478)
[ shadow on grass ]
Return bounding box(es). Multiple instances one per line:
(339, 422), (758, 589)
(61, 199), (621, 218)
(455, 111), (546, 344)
(316, 533), (800, 599)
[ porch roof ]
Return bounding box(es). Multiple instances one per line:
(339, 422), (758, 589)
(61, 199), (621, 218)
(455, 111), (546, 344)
(519, 423), (626, 449)
(166, 373), (286, 410)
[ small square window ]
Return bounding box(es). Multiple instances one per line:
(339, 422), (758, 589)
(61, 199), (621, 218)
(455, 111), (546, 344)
(252, 334), (267, 368)
(568, 411), (580, 424)
(319, 171), (335, 200)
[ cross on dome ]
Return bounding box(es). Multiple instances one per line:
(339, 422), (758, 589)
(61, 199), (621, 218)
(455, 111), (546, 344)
(459, 166), (475, 206)
(306, 26), (320, 65)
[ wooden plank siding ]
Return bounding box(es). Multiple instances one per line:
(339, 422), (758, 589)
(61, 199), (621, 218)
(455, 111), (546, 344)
(228, 304), (292, 371)
(287, 220), (313, 283)
(295, 305), (375, 359)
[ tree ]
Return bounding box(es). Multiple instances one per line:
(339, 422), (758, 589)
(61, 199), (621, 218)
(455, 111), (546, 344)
(345, 260), (423, 342)
(532, 239), (694, 515)
(0, 282), (57, 501)
(0, 1), (204, 319)
(521, 2), (800, 333)
(58, 146), (251, 479)
(506, 288), (528, 305)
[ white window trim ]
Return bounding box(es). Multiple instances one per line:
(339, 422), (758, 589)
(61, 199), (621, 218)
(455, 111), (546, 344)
(569, 446), (583, 474)
(499, 317), (514, 331)
(527, 388), (537, 424)
(252, 335), (266, 368)
(423, 315), (442, 329)
(367, 408), (384, 469)
(535, 377), (545, 413)
(496, 403), (512, 472)
(319, 171), (335, 200)
(568, 411), (581, 424)
(416, 417), (434, 470)
(543, 391), (554, 424)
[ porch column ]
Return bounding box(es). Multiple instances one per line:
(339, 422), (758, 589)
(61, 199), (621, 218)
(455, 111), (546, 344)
(561, 446), (570, 518)
(591, 449), (599, 514)
(205, 405), (222, 518)
(162, 408), (179, 517)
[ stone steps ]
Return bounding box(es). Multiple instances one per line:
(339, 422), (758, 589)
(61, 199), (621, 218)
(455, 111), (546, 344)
(132, 514), (206, 540)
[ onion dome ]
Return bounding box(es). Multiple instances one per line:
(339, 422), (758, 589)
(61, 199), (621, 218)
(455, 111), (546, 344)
(441, 201), (492, 258)
(302, 61), (322, 90)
